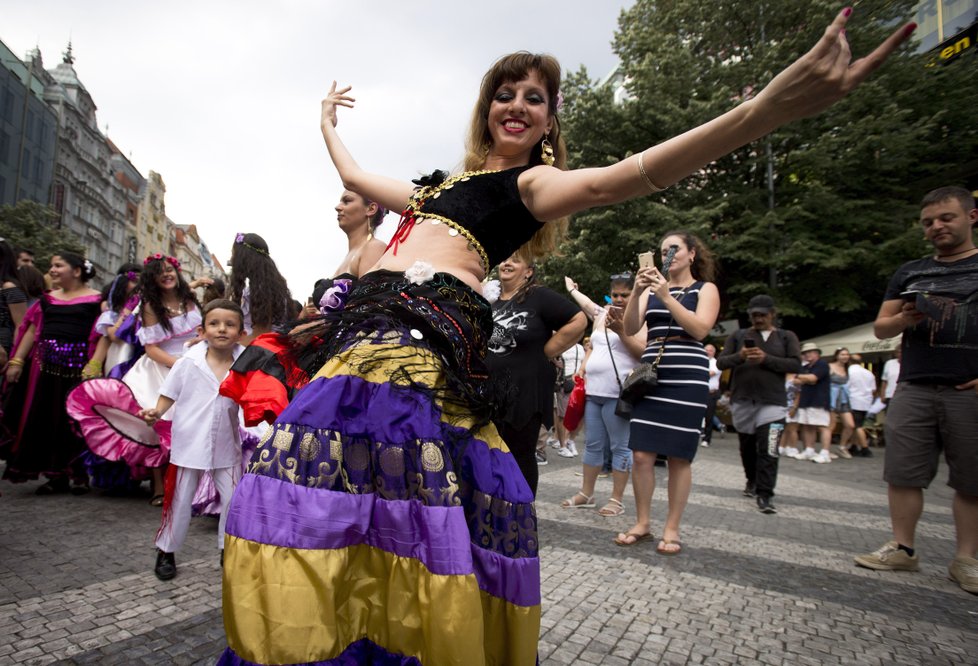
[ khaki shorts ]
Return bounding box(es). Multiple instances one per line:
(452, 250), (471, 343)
(795, 407), (830, 427)
(884, 383), (978, 495)
(554, 390), (570, 418)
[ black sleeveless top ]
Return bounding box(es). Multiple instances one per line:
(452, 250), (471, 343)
(389, 167), (545, 271)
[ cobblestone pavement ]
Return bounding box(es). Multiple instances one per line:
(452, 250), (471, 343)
(2, 438), (975, 665)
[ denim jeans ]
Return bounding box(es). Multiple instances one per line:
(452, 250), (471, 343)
(582, 396), (632, 472)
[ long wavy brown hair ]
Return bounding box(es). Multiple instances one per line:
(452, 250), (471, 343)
(463, 52), (569, 262)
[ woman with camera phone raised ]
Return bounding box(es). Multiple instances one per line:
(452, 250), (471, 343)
(617, 232), (719, 553)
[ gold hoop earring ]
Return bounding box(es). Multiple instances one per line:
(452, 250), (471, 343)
(541, 135), (555, 166)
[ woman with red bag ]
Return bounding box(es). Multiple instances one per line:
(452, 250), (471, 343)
(561, 274), (646, 517)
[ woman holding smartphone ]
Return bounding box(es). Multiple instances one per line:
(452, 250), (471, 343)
(618, 231), (719, 553)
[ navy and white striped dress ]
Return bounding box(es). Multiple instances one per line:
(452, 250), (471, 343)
(629, 282), (709, 461)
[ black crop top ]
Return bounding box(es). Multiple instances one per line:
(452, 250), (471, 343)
(387, 166), (545, 271)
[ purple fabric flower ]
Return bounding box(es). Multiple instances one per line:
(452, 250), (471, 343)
(235, 232), (245, 244)
(318, 279), (352, 314)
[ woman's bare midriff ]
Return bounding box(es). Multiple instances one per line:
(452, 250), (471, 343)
(365, 220), (488, 293)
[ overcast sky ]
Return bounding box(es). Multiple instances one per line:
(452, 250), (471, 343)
(3, 0), (634, 298)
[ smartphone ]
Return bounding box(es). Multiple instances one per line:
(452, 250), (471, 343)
(638, 251), (655, 270)
(744, 338), (757, 348)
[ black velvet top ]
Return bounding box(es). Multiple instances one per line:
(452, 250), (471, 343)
(391, 167), (545, 270)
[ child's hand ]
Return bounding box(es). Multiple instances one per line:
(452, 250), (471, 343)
(139, 408), (161, 426)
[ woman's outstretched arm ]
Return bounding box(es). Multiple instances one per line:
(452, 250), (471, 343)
(321, 82), (416, 212)
(522, 8), (916, 221)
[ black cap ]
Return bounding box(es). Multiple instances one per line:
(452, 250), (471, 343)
(747, 294), (775, 314)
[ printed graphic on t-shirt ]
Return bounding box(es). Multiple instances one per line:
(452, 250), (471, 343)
(489, 308), (532, 356)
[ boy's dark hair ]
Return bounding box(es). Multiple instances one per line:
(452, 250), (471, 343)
(202, 298), (245, 326)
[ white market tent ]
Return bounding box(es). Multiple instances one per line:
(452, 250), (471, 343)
(802, 322), (900, 360)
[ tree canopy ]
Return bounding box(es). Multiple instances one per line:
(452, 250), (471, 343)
(0, 200), (85, 271)
(541, 0), (976, 340)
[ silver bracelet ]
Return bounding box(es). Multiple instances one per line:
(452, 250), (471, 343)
(636, 153), (664, 193)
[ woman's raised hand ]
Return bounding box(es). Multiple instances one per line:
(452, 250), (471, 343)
(321, 81), (355, 130)
(564, 276), (578, 293)
(754, 7), (915, 124)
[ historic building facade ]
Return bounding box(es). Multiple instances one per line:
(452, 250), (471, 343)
(0, 39), (57, 207)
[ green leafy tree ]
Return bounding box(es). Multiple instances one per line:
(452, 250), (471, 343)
(543, 0), (977, 339)
(0, 200), (84, 270)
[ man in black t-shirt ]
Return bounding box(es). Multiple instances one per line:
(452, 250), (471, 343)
(854, 186), (978, 595)
(718, 294), (801, 514)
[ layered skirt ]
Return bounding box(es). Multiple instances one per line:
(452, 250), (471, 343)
(219, 271), (540, 665)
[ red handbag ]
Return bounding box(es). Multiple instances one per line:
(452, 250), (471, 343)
(563, 376), (586, 431)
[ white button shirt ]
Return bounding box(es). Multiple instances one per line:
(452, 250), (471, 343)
(159, 341), (244, 470)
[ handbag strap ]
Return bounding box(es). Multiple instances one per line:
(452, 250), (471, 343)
(602, 322), (624, 391)
(649, 285), (693, 368)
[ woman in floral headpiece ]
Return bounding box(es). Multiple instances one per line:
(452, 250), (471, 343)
(219, 11), (915, 665)
(68, 254), (200, 504)
(1, 252), (101, 493)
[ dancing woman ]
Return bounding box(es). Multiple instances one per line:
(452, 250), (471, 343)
(1, 253), (101, 492)
(617, 232), (720, 554)
(219, 11), (914, 665)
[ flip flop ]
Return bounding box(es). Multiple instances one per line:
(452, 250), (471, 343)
(597, 498), (625, 517)
(656, 539), (683, 556)
(614, 531), (653, 547)
(560, 492), (595, 509)
(150, 494), (164, 507)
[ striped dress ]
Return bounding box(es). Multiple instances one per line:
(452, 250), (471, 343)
(628, 282), (709, 461)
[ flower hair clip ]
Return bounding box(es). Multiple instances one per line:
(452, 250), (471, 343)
(83, 259), (93, 273)
(234, 232), (268, 256)
(126, 270), (139, 282)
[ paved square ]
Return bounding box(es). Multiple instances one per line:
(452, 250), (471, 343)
(2, 438), (975, 664)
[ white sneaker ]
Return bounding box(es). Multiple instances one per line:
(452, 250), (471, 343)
(796, 448), (818, 461)
(783, 447), (800, 458)
(812, 450), (832, 464)
(566, 440), (578, 456)
(557, 447), (575, 458)
(548, 437), (560, 449)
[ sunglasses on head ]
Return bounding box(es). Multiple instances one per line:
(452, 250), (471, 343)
(610, 272), (632, 280)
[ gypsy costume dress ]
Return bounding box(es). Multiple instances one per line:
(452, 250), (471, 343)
(67, 306), (201, 476)
(219, 167), (542, 665)
(1, 293), (101, 483)
(628, 282), (710, 461)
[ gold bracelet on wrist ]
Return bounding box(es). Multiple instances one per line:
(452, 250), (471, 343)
(8, 358), (25, 367)
(636, 152), (664, 193)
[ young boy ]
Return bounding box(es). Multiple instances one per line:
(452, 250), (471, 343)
(140, 299), (246, 580)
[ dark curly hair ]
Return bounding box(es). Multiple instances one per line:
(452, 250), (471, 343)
(139, 257), (198, 333)
(227, 233), (291, 331)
